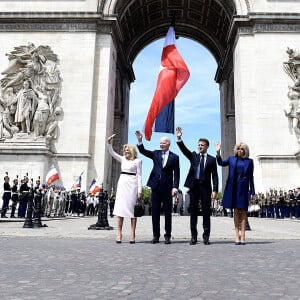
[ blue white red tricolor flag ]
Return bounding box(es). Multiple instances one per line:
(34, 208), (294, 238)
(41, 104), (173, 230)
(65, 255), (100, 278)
(144, 25), (190, 141)
(89, 178), (101, 195)
(72, 175), (82, 189)
(45, 165), (59, 186)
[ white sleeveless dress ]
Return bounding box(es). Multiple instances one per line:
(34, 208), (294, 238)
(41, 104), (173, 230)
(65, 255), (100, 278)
(107, 143), (142, 217)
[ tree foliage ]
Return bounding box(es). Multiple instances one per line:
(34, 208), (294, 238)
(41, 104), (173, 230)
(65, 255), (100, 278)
(141, 186), (151, 205)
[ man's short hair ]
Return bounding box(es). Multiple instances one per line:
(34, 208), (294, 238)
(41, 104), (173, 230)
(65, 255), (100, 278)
(198, 138), (209, 147)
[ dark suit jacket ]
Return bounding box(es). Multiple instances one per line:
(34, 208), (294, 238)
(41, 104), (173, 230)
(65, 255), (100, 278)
(137, 143), (180, 192)
(177, 140), (218, 194)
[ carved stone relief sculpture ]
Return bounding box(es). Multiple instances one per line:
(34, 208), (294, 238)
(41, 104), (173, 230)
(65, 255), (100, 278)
(0, 43), (62, 142)
(283, 47), (300, 146)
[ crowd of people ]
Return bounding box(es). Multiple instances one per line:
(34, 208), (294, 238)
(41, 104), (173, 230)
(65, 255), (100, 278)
(0, 174), (114, 220)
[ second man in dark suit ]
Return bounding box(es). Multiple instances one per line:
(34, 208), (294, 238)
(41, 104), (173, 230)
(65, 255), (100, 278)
(176, 127), (218, 245)
(135, 130), (180, 244)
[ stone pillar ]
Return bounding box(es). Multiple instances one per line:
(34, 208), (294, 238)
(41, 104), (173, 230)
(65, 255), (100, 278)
(87, 31), (117, 187)
(219, 73), (236, 189)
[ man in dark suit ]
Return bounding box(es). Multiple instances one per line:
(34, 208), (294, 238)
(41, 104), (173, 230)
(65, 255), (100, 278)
(176, 127), (218, 245)
(135, 130), (180, 244)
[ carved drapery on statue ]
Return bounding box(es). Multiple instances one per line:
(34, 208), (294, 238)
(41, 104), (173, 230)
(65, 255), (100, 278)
(0, 43), (62, 142)
(283, 47), (300, 146)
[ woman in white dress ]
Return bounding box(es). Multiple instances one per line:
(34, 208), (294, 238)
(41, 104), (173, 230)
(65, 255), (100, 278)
(107, 134), (142, 243)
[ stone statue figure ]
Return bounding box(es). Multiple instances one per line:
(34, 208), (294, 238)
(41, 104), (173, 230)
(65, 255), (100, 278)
(45, 106), (62, 139)
(33, 87), (50, 137)
(284, 89), (300, 143)
(0, 98), (19, 139)
(15, 79), (38, 134)
(2, 87), (17, 125)
(283, 48), (300, 145)
(1, 43), (57, 92)
(0, 42), (62, 142)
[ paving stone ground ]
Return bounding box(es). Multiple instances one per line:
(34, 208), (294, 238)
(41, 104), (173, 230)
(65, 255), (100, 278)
(0, 215), (300, 300)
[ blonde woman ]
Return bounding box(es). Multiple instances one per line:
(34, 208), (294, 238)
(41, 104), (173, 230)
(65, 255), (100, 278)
(216, 142), (255, 245)
(107, 134), (142, 244)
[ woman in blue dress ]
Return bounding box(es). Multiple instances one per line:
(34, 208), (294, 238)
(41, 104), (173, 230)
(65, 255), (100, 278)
(216, 142), (255, 245)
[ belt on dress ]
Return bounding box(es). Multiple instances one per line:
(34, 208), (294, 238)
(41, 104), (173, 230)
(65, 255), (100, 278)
(121, 172), (136, 176)
(3, 190), (11, 193)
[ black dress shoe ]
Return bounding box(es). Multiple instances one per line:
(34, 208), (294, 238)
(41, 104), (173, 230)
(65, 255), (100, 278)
(116, 240), (122, 244)
(164, 237), (171, 244)
(129, 240), (135, 244)
(203, 240), (211, 245)
(190, 237), (197, 245)
(151, 238), (159, 244)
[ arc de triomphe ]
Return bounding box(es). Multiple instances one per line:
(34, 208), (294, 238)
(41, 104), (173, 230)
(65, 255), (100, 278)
(0, 0), (299, 192)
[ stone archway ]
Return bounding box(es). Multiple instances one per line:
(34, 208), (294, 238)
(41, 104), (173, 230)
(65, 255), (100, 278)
(102, 0), (300, 191)
(1, 1), (299, 191)
(101, 0), (238, 190)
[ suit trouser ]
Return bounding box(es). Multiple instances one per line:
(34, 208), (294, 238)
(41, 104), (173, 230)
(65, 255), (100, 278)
(189, 183), (211, 240)
(151, 188), (172, 239)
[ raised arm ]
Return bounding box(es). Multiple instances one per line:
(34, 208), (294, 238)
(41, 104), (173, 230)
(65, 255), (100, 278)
(176, 127), (193, 160)
(215, 142), (229, 167)
(107, 134), (122, 163)
(135, 130), (154, 159)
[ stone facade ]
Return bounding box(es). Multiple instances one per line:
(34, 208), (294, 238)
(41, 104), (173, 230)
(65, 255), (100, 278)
(0, 0), (299, 192)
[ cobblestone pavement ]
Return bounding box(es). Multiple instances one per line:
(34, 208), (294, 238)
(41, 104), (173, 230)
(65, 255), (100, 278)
(0, 216), (300, 299)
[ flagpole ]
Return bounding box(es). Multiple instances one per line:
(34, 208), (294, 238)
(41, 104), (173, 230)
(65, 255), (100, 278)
(70, 171), (84, 190)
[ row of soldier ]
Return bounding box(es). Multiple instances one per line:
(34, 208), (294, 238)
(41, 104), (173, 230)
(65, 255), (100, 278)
(0, 173), (108, 219)
(247, 188), (300, 219)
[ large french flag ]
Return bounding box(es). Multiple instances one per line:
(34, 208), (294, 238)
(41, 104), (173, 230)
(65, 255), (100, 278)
(144, 25), (190, 141)
(45, 165), (59, 186)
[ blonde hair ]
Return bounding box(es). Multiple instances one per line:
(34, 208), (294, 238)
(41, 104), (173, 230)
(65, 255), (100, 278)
(234, 142), (250, 158)
(123, 144), (137, 160)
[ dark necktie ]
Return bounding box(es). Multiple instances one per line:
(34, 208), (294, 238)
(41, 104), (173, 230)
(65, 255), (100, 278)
(199, 154), (205, 180)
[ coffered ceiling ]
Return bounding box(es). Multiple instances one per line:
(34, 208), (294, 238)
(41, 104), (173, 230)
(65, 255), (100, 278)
(113, 0), (236, 65)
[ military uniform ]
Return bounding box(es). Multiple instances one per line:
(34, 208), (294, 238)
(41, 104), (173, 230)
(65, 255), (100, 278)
(1, 174), (11, 218)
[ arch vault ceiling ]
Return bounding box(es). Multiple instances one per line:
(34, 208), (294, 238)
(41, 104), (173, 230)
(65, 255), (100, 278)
(112, 0), (236, 66)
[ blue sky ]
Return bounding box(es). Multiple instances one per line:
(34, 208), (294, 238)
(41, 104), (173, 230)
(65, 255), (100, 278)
(127, 36), (221, 193)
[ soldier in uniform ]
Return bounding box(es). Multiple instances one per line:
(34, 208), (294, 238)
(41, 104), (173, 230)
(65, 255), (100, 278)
(53, 189), (60, 217)
(266, 190), (275, 218)
(70, 189), (78, 216)
(109, 190), (115, 218)
(40, 184), (48, 217)
(78, 191), (86, 217)
(33, 177), (42, 219)
(296, 187), (300, 219)
(1, 172), (11, 218)
(10, 176), (19, 218)
(46, 186), (55, 217)
(58, 190), (66, 217)
(18, 175), (31, 218)
(288, 189), (296, 219)
(278, 190), (286, 219)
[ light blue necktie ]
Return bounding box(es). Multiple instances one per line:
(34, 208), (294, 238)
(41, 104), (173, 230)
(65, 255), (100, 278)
(162, 152), (165, 166)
